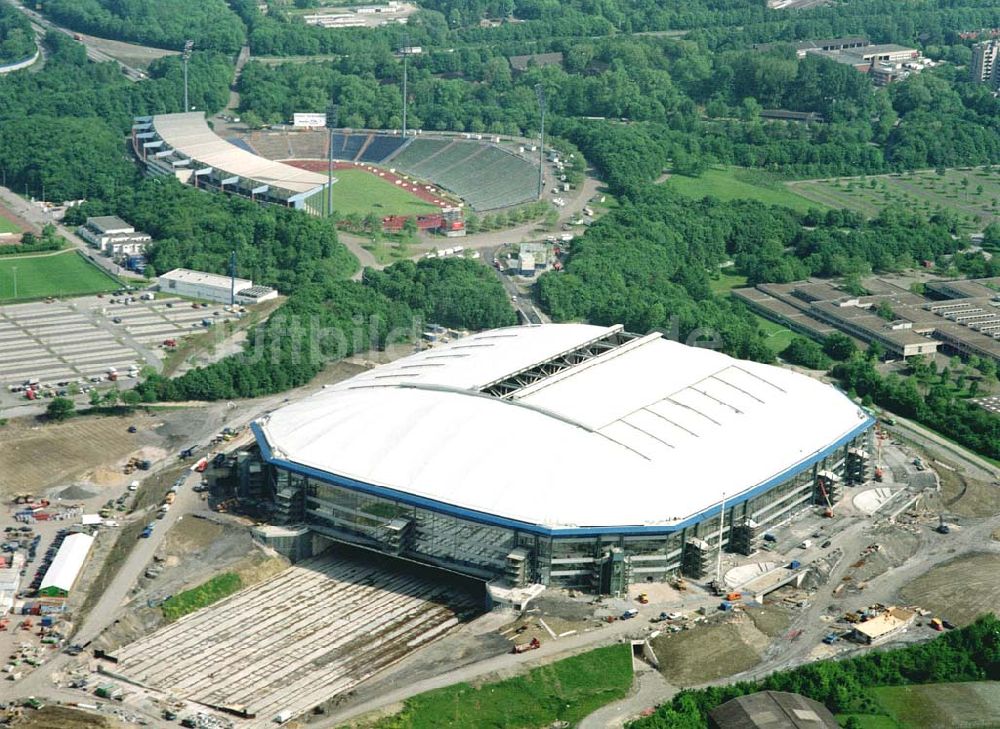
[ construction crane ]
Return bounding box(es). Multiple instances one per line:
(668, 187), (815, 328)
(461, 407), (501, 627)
(874, 424), (886, 482)
(816, 474), (835, 518)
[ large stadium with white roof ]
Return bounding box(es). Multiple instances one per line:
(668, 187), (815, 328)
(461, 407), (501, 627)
(250, 324), (874, 594)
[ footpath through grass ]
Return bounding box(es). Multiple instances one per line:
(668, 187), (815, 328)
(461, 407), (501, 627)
(0, 250), (119, 302)
(364, 644), (633, 728)
(665, 167), (821, 213)
(161, 572), (243, 621)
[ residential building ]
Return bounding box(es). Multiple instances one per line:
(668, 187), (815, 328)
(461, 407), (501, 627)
(971, 40), (1000, 87)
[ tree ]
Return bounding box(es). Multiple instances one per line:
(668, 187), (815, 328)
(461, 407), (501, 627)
(823, 333), (857, 361)
(46, 397), (75, 421)
(780, 338), (831, 370)
(89, 389), (102, 407)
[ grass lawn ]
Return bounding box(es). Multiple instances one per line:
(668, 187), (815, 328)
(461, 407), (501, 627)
(0, 216), (20, 234)
(665, 167), (821, 213)
(871, 682), (1000, 728)
(788, 167), (1000, 230)
(836, 715), (900, 729)
(307, 168), (441, 218)
(710, 271), (749, 294)
(161, 572), (242, 622)
(753, 314), (797, 354)
(0, 250), (119, 302)
(365, 644), (633, 728)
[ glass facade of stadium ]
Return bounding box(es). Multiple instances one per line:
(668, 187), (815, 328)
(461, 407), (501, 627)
(256, 424), (872, 594)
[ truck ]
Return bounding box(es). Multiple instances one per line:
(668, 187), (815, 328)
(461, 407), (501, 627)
(822, 633), (840, 645)
(164, 492), (176, 505)
(140, 526), (153, 539)
(930, 618), (944, 631)
(511, 637), (541, 654)
(620, 608), (639, 620)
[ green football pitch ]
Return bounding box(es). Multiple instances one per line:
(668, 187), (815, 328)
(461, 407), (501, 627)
(0, 250), (120, 303)
(306, 168), (441, 218)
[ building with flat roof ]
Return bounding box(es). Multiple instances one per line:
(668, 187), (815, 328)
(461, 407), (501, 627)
(133, 113), (333, 211)
(38, 533), (94, 598)
(850, 607), (915, 645)
(972, 40), (1000, 87)
(77, 216), (151, 258)
(251, 324), (873, 593)
(709, 691), (839, 728)
(158, 268), (278, 305)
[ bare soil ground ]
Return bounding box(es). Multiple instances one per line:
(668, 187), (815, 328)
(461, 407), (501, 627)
(745, 605), (792, 638)
(899, 553), (1000, 626)
(936, 464), (1000, 518)
(650, 614), (769, 686)
(0, 414), (159, 498)
(10, 706), (120, 728)
(81, 34), (177, 69)
(93, 516), (287, 652)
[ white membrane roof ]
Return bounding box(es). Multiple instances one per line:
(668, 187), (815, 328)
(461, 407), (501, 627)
(256, 325), (870, 529)
(151, 113), (328, 194)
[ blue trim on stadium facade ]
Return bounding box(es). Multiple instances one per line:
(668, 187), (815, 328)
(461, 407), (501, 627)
(251, 416), (875, 539)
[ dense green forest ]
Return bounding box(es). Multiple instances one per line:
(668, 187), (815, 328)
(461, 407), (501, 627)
(0, 0), (34, 64)
(0, 34), (231, 201)
(134, 257), (515, 401)
(43, 0), (245, 52)
(631, 615), (1000, 728)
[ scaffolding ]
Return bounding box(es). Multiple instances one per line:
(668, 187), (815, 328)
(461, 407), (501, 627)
(681, 537), (714, 579)
(730, 518), (759, 556)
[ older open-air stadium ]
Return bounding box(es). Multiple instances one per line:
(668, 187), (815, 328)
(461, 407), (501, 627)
(243, 129), (541, 211)
(251, 324), (875, 595)
(133, 113), (541, 214)
(133, 113), (332, 210)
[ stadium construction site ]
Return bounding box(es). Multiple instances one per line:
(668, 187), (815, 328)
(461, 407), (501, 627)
(131, 113), (546, 228)
(9, 325), (1000, 728)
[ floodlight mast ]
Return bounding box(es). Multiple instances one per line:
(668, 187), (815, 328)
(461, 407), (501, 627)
(535, 84), (546, 199)
(326, 103), (339, 216)
(182, 40), (194, 112)
(401, 35), (411, 138)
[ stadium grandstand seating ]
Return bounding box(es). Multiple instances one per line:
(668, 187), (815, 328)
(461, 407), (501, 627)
(329, 132), (366, 161)
(238, 130), (537, 210)
(358, 134), (407, 163)
(387, 139), (538, 211)
(226, 137), (257, 154)
(245, 131), (293, 160)
(287, 132), (327, 160)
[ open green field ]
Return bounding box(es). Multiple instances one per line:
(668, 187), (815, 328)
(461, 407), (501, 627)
(710, 271), (749, 294)
(788, 167), (1000, 231)
(0, 251), (119, 302)
(161, 572), (242, 622)
(362, 644), (633, 728)
(0, 216), (19, 234)
(307, 168), (441, 218)
(754, 314), (797, 354)
(665, 167), (821, 213)
(864, 682), (1000, 728)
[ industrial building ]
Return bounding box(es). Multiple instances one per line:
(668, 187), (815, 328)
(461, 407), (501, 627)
(734, 277), (1000, 366)
(0, 553), (25, 614)
(132, 113), (333, 211)
(157, 268), (278, 305)
(250, 324), (873, 594)
(76, 216), (151, 258)
(37, 533), (94, 598)
(849, 607), (916, 645)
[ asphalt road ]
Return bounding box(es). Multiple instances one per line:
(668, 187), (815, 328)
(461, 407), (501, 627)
(11, 2), (146, 81)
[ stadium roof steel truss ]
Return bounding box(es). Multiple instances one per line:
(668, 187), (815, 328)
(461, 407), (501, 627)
(479, 325), (640, 398)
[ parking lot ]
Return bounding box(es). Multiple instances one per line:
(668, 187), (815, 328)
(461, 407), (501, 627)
(0, 294), (242, 407)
